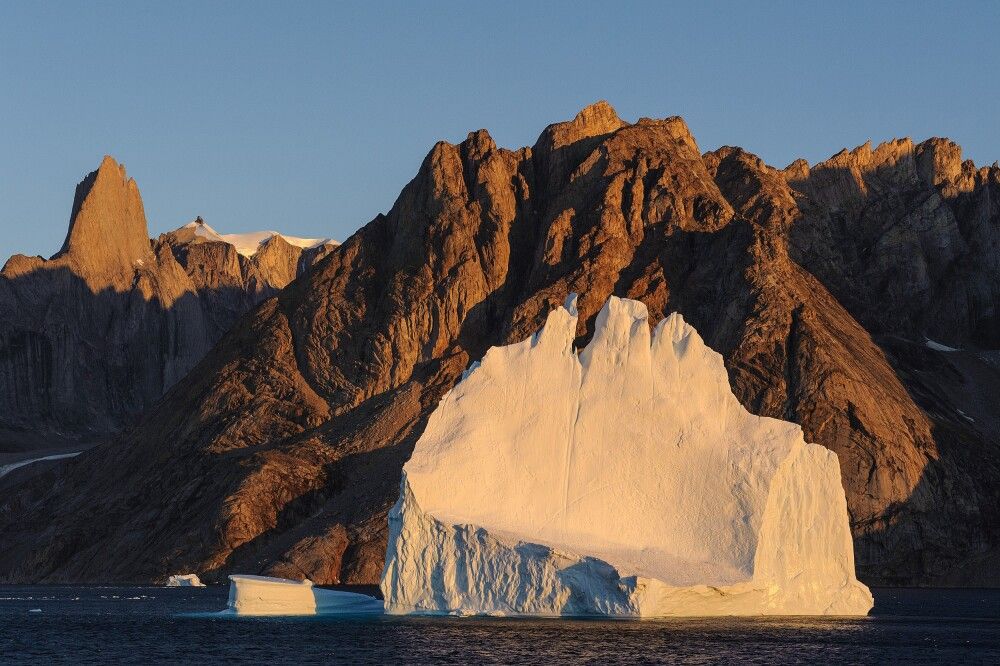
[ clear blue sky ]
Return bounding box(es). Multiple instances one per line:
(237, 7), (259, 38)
(1, 1), (998, 260)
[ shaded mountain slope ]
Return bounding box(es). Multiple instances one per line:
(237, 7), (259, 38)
(0, 161), (334, 452)
(1, 104), (998, 586)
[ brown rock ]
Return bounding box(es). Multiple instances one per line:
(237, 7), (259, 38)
(1, 105), (997, 588)
(56, 155), (154, 291)
(0, 160), (332, 453)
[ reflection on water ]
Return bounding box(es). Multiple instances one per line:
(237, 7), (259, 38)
(1, 586), (998, 664)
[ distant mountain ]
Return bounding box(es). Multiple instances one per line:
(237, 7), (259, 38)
(166, 218), (337, 258)
(1, 105), (998, 587)
(0, 157), (336, 452)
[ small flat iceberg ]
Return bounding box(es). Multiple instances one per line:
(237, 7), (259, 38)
(381, 295), (874, 617)
(225, 575), (383, 616)
(166, 574), (206, 587)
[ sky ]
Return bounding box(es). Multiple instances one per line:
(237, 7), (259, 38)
(1, 1), (998, 260)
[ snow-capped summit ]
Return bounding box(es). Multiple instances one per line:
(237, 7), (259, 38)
(381, 295), (874, 617)
(171, 218), (338, 257)
(180, 217), (225, 242)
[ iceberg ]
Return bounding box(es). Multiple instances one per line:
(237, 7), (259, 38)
(166, 573), (205, 587)
(381, 295), (874, 617)
(225, 575), (383, 616)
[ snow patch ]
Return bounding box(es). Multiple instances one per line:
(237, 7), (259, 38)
(0, 451), (81, 480)
(957, 409), (975, 423)
(181, 219), (225, 242)
(381, 295), (874, 617)
(219, 230), (336, 257)
(178, 219), (338, 257)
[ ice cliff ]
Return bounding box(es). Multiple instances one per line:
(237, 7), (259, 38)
(225, 575), (382, 616)
(381, 295), (874, 617)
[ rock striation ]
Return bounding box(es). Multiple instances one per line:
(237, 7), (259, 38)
(0, 105), (998, 587)
(0, 159), (334, 453)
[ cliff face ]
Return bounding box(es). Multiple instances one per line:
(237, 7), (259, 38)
(783, 138), (1000, 583)
(0, 160), (332, 452)
(1, 106), (998, 586)
(786, 138), (1000, 348)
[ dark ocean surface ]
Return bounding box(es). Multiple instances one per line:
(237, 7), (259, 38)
(1, 585), (998, 664)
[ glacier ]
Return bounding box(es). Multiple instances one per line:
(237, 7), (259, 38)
(381, 295), (874, 617)
(179, 218), (337, 257)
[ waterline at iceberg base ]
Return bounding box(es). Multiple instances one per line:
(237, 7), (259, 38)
(380, 295), (874, 617)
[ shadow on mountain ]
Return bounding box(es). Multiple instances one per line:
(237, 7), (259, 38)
(787, 161), (1000, 349)
(196, 353), (464, 586)
(857, 336), (1000, 586)
(0, 265), (264, 453)
(2, 107), (997, 590)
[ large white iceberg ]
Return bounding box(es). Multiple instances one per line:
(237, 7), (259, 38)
(225, 575), (383, 616)
(381, 295), (874, 617)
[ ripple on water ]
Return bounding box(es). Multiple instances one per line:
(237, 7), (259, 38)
(0, 586), (998, 664)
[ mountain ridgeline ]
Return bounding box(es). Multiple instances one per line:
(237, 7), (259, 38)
(0, 156), (337, 452)
(1, 103), (998, 586)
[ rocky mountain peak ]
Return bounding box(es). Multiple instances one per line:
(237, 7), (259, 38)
(56, 155), (154, 289)
(2, 110), (998, 592)
(915, 137), (964, 188)
(462, 129), (498, 159)
(571, 100), (623, 131)
(248, 233), (301, 289)
(538, 100), (625, 152)
(0, 253), (45, 279)
(635, 115), (697, 143)
(785, 135), (985, 215)
(531, 101), (626, 193)
(821, 138), (916, 175)
(785, 138), (922, 209)
(783, 158), (811, 181)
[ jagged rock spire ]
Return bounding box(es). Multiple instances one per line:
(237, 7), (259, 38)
(57, 155), (153, 288)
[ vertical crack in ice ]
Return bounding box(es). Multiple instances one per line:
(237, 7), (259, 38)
(563, 311), (584, 516)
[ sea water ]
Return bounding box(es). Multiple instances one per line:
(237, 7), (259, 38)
(1, 586), (998, 664)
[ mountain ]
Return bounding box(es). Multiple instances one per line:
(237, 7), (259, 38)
(0, 157), (335, 453)
(164, 218), (337, 258)
(1, 104), (998, 586)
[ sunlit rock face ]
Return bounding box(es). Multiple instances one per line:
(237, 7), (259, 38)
(381, 295), (873, 617)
